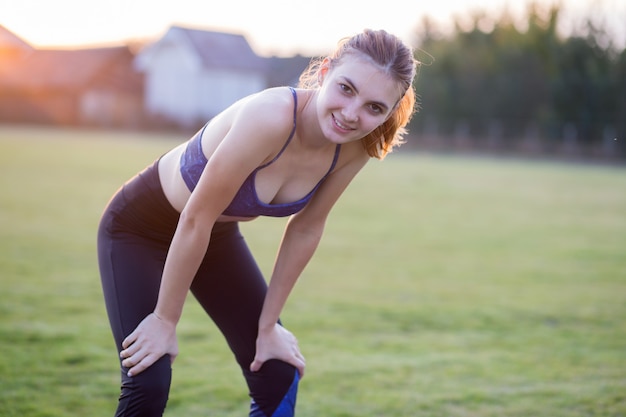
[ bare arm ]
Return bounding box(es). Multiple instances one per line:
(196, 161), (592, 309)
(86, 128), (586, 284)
(250, 143), (370, 376)
(119, 91), (295, 376)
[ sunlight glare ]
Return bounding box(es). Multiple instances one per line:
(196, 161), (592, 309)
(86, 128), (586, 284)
(1, 0), (624, 55)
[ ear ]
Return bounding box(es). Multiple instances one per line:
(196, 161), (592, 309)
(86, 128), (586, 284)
(318, 58), (331, 86)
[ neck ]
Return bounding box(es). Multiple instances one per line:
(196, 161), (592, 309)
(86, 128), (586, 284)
(297, 90), (333, 150)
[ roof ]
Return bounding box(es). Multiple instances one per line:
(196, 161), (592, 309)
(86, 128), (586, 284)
(0, 46), (140, 91)
(168, 26), (268, 71)
(266, 55), (314, 87)
(0, 25), (33, 52)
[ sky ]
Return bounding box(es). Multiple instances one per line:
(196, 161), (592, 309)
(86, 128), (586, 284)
(1, 0), (624, 56)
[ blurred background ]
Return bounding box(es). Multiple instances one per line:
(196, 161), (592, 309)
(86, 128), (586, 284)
(1, 3), (625, 416)
(1, 0), (624, 161)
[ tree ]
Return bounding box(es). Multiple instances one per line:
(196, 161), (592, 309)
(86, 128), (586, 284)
(410, 2), (624, 158)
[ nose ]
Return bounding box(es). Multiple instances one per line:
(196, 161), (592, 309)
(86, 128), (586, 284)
(341, 103), (359, 122)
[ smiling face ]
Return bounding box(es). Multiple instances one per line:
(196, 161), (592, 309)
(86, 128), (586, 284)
(315, 54), (405, 145)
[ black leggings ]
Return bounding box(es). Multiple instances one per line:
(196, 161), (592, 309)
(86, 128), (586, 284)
(97, 160), (299, 417)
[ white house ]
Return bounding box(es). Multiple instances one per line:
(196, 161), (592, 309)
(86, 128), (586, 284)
(135, 26), (268, 128)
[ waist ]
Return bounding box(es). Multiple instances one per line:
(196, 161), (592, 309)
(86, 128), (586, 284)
(158, 147), (258, 222)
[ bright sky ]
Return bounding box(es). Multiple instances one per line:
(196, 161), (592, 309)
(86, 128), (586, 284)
(1, 0), (624, 56)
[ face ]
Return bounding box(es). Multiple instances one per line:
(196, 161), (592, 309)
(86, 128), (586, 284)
(315, 55), (404, 144)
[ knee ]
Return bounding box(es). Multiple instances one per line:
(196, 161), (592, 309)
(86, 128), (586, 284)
(118, 356), (172, 415)
(246, 360), (299, 417)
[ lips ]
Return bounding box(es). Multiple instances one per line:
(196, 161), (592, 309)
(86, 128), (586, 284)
(332, 114), (355, 132)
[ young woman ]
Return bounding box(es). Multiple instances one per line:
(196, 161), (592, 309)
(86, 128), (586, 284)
(97, 28), (418, 416)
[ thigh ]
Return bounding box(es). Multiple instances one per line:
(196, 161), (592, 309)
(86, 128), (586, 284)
(189, 222), (268, 369)
(190, 224), (300, 417)
(97, 163), (178, 350)
(98, 228), (167, 350)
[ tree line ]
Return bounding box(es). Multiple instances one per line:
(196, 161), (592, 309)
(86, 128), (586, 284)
(410, 3), (625, 158)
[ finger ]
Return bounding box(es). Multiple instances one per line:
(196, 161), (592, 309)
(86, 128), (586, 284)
(121, 353), (139, 369)
(120, 342), (140, 359)
(249, 358), (263, 373)
(121, 344), (149, 368)
(127, 353), (158, 377)
(295, 358), (306, 378)
(121, 331), (137, 349)
(291, 347), (305, 375)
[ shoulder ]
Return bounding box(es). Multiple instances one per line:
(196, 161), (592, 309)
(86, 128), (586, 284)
(316, 141), (370, 196)
(335, 141), (370, 173)
(204, 87), (298, 168)
(291, 142), (369, 224)
(207, 87), (297, 159)
(231, 87), (296, 134)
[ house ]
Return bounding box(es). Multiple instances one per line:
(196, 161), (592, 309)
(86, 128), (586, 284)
(134, 26), (269, 129)
(0, 25), (314, 130)
(265, 54), (313, 89)
(0, 25), (33, 63)
(0, 28), (144, 128)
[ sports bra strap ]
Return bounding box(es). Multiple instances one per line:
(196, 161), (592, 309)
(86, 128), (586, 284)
(257, 87), (298, 170)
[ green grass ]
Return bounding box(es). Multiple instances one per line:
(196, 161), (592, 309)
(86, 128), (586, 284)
(1, 125), (625, 417)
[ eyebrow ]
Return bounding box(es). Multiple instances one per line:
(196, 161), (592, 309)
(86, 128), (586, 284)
(341, 76), (391, 112)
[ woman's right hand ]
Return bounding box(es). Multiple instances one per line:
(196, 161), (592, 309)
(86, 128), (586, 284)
(119, 313), (179, 377)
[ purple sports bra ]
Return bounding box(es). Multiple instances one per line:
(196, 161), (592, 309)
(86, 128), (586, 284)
(179, 87), (341, 218)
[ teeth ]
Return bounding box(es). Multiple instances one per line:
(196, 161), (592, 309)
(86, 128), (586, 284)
(334, 116), (350, 130)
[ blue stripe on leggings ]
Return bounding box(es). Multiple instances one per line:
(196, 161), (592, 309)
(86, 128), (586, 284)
(249, 371), (299, 417)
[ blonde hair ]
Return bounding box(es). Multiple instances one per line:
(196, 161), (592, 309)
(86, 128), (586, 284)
(299, 29), (419, 159)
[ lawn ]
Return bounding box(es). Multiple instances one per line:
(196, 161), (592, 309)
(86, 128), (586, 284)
(1, 125), (625, 417)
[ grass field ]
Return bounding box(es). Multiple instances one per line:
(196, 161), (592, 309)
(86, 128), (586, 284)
(1, 125), (625, 417)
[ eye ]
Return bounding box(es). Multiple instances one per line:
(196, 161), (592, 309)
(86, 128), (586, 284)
(368, 103), (384, 114)
(339, 83), (353, 94)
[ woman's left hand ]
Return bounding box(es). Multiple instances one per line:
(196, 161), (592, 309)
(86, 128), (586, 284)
(249, 323), (306, 377)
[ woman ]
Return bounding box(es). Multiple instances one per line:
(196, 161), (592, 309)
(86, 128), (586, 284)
(97, 28), (418, 416)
